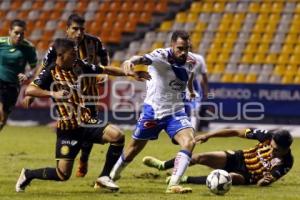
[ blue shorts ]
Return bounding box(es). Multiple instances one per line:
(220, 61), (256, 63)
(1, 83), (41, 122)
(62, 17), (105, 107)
(132, 105), (193, 140)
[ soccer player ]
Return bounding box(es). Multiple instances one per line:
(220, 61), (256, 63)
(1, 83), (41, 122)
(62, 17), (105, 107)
(22, 14), (110, 180)
(108, 30), (202, 194)
(15, 38), (149, 193)
(143, 128), (294, 186)
(0, 19), (37, 131)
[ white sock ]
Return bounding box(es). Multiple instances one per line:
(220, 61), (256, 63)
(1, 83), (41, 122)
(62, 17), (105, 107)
(168, 151), (191, 186)
(191, 114), (198, 130)
(109, 155), (129, 181)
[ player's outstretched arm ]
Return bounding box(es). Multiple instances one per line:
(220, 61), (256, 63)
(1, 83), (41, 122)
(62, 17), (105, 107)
(25, 84), (69, 99)
(122, 55), (152, 75)
(195, 129), (247, 143)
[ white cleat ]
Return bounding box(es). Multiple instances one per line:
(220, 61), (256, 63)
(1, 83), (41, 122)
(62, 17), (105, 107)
(16, 168), (31, 192)
(95, 176), (119, 192)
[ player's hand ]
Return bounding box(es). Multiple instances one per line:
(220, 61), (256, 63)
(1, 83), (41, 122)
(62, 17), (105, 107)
(257, 173), (274, 186)
(22, 96), (35, 108)
(129, 71), (151, 81)
(18, 73), (28, 84)
(51, 90), (70, 99)
(122, 60), (134, 75)
(195, 134), (209, 144)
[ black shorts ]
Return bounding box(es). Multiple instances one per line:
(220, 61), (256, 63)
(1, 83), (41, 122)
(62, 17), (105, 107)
(223, 150), (251, 184)
(0, 79), (19, 114)
(55, 124), (108, 160)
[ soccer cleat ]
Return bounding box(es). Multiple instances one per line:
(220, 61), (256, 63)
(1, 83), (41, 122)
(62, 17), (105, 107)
(95, 176), (119, 192)
(142, 156), (165, 170)
(76, 160), (88, 177)
(16, 168), (31, 192)
(165, 185), (192, 194)
(166, 175), (188, 184)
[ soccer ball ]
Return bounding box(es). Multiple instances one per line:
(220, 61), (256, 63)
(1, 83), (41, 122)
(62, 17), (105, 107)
(206, 169), (232, 195)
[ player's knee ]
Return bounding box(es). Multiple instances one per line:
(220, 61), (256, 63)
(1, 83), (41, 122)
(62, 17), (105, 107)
(57, 168), (72, 181)
(181, 137), (196, 151)
(110, 131), (125, 144)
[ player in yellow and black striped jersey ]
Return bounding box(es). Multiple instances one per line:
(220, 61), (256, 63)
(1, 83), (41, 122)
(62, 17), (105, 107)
(22, 13), (110, 178)
(15, 38), (150, 193)
(142, 128), (293, 186)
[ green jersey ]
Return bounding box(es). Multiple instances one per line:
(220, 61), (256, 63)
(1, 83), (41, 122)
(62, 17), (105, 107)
(0, 36), (37, 84)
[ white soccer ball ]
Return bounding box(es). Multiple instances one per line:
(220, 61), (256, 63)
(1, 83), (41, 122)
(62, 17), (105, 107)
(206, 169), (232, 195)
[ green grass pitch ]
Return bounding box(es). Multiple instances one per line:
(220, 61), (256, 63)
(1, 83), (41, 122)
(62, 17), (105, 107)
(0, 126), (299, 200)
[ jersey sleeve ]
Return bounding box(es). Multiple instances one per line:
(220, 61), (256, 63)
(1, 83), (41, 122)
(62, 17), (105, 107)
(270, 156), (293, 180)
(144, 48), (168, 66)
(244, 128), (273, 142)
(75, 59), (104, 74)
(31, 67), (53, 90)
(96, 37), (109, 66)
(194, 54), (207, 74)
(41, 46), (57, 68)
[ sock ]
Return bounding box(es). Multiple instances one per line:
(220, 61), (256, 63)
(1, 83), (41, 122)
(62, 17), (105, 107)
(163, 158), (175, 169)
(25, 168), (61, 181)
(109, 153), (129, 180)
(99, 144), (124, 177)
(168, 150), (191, 186)
(186, 176), (207, 184)
(80, 142), (93, 163)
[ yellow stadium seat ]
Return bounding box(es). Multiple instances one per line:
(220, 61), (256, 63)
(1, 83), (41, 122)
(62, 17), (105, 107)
(206, 53), (218, 64)
(294, 76), (300, 84)
(186, 13), (198, 23)
(252, 23), (265, 33)
(218, 23), (230, 32)
(281, 75), (294, 84)
(285, 64), (298, 76)
(241, 53), (254, 63)
(273, 65), (285, 75)
(221, 73), (233, 83)
(218, 53), (230, 64)
(265, 24), (277, 33)
(245, 74), (257, 83)
(257, 44), (269, 54)
(294, 45), (300, 54)
(265, 54), (278, 64)
(222, 13), (233, 22)
(191, 32), (202, 44)
(151, 42), (164, 50)
(253, 54), (266, 64)
(248, 33), (261, 43)
(249, 2), (260, 13)
(289, 24), (300, 34)
(175, 12), (187, 23)
(272, 2), (283, 13)
(222, 42), (234, 52)
(190, 2), (202, 13)
(159, 21), (173, 31)
(290, 55), (300, 65)
(201, 2), (213, 12)
(213, 2), (225, 13)
(261, 33), (273, 43)
(244, 44), (257, 54)
(277, 54), (290, 64)
(285, 34), (298, 44)
(208, 43), (222, 53)
(230, 23), (242, 32)
(233, 13), (245, 23)
(233, 74), (245, 83)
(257, 14), (269, 24)
(213, 64), (225, 73)
(260, 3), (272, 14)
(281, 44), (294, 54)
(194, 22), (206, 32)
(269, 14), (280, 22)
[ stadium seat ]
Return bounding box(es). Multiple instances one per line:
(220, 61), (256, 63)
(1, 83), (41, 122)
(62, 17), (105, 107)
(132, 2), (144, 12)
(221, 73), (233, 83)
(273, 65), (285, 75)
(281, 74), (294, 84)
(233, 74), (246, 83)
(159, 21), (173, 32)
(175, 12), (187, 23)
(257, 74), (270, 83)
(190, 2), (202, 14)
(248, 2), (260, 13)
(269, 74), (281, 83)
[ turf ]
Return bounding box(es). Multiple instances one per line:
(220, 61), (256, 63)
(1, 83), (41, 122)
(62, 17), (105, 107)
(0, 126), (299, 200)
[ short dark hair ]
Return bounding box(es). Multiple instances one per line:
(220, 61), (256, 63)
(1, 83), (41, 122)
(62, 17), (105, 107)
(171, 30), (190, 42)
(67, 13), (85, 27)
(53, 38), (75, 55)
(271, 129), (293, 149)
(10, 19), (26, 29)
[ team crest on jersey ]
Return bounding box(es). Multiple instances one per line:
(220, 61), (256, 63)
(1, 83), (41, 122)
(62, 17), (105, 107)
(60, 145), (70, 156)
(143, 120), (157, 128)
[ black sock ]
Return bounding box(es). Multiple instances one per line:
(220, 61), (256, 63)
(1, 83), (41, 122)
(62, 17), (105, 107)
(80, 142), (93, 162)
(186, 176), (207, 184)
(25, 168), (61, 181)
(99, 144), (124, 177)
(163, 158), (175, 169)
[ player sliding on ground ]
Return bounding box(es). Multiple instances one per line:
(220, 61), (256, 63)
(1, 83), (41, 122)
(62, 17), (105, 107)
(143, 128), (293, 186)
